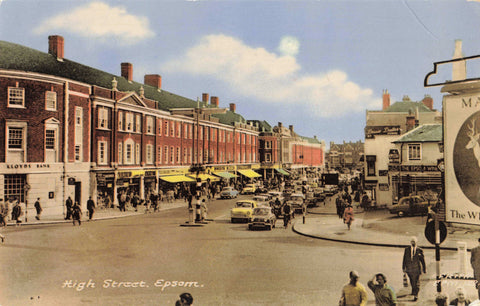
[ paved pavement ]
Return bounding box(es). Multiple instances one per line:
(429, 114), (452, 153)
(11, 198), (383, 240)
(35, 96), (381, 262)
(294, 194), (480, 305)
(5, 194), (480, 304)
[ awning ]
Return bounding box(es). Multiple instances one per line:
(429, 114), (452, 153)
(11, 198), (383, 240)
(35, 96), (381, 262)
(187, 174), (220, 182)
(275, 168), (290, 176)
(159, 175), (195, 183)
(238, 169), (262, 178)
(213, 171), (237, 179)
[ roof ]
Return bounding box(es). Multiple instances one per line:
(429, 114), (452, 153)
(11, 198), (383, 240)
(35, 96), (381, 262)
(0, 40), (245, 126)
(393, 124), (443, 143)
(385, 101), (433, 113)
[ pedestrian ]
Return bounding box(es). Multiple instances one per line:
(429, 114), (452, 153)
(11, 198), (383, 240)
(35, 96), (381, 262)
(402, 236), (426, 302)
(0, 199), (6, 243)
(449, 287), (471, 305)
(367, 273), (397, 305)
(283, 202), (292, 229)
(72, 201), (82, 226)
(175, 292), (193, 306)
(132, 193), (139, 212)
(343, 204), (354, 230)
(435, 293), (449, 306)
(336, 196), (343, 218)
(200, 198), (208, 221)
(65, 196), (73, 220)
(12, 199), (22, 226)
(470, 238), (480, 300)
(87, 196), (95, 220)
(34, 197), (42, 220)
(339, 270), (368, 306)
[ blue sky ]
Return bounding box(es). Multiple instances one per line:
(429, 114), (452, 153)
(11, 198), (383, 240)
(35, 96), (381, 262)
(1, 0), (479, 145)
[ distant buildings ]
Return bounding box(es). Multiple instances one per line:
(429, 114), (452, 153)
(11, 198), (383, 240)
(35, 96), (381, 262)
(363, 90), (442, 207)
(326, 141), (364, 171)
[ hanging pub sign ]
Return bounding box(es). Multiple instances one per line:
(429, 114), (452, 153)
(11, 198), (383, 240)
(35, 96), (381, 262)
(388, 149), (400, 164)
(444, 92), (480, 225)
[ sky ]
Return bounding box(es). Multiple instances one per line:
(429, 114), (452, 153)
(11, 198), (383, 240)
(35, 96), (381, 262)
(1, 0), (479, 145)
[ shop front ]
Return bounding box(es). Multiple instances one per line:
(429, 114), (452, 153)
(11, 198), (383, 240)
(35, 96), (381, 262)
(96, 171), (115, 208)
(389, 164), (442, 203)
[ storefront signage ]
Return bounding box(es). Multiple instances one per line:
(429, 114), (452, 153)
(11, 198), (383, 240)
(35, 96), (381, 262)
(145, 171), (156, 177)
(444, 92), (480, 225)
(378, 170), (388, 176)
(6, 163), (51, 169)
(378, 183), (389, 191)
(365, 125), (401, 139)
(388, 165), (439, 172)
(118, 171), (132, 178)
(388, 149), (400, 164)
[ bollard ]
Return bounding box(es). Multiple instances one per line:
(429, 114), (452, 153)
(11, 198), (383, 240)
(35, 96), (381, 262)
(189, 208), (195, 223)
(458, 241), (468, 275)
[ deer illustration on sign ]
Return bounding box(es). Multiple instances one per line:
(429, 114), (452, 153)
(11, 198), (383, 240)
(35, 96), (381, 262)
(466, 118), (480, 168)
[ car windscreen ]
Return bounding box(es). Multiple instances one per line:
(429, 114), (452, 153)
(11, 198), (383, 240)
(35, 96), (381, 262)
(253, 208), (269, 215)
(236, 202), (252, 208)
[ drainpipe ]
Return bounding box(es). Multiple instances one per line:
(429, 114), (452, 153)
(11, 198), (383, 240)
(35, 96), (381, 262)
(63, 81), (69, 218)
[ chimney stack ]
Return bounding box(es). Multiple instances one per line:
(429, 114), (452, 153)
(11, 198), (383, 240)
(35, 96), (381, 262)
(278, 122), (283, 128)
(211, 96), (219, 107)
(48, 35), (64, 60)
(406, 115), (416, 131)
(144, 74), (161, 89)
(382, 89), (390, 110)
(422, 95), (433, 110)
(289, 125), (294, 133)
(229, 103), (236, 112)
(202, 93), (209, 104)
(452, 39), (466, 81)
(121, 63), (133, 82)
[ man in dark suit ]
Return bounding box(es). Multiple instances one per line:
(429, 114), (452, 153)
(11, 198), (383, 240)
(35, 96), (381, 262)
(402, 236), (426, 301)
(470, 238), (480, 299)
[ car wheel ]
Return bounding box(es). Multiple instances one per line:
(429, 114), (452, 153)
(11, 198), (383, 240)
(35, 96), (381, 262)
(231, 218), (235, 223)
(397, 211), (404, 217)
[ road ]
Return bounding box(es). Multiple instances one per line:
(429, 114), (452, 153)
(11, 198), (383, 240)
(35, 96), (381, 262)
(0, 195), (435, 305)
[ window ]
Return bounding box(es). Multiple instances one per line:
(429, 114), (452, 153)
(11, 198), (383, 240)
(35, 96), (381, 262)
(118, 111), (124, 131)
(164, 146), (168, 163)
(46, 91), (57, 111)
(170, 146), (174, 163)
(4, 174), (26, 203)
(189, 148), (193, 163)
(206, 128), (209, 141)
(171, 122), (175, 137)
(8, 87), (24, 107)
(125, 143), (133, 164)
(265, 141), (272, 149)
(157, 146), (162, 164)
(118, 143), (123, 165)
(189, 125), (193, 139)
(408, 144), (421, 160)
(184, 124), (188, 139)
(8, 127), (24, 149)
(184, 148), (187, 163)
(164, 121), (169, 136)
(98, 141), (108, 165)
(146, 144), (153, 164)
(176, 147), (180, 163)
(135, 114), (141, 132)
(200, 127), (203, 140)
(75, 107), (83, 162)
(126, 112), (134, 132)
(45, 129), (56, 150)
(75, 146), (81, 161)
(158, 119), (162, 135)
(146, 116), (154, 134)
(266, 153), (271, 162)
(135, 144), (140, 164)
(98, 107), (109, 129)
(366, 155), (376, 176)
(176, 122), (181, 138)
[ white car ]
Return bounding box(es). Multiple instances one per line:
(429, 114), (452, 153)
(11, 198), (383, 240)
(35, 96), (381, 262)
(248, 207), (276, 230)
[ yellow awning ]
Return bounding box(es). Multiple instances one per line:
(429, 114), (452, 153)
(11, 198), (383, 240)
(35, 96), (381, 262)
(187, 174), (220, 182)
(159, 175), (195, 183)
(238, 169), (262, 178)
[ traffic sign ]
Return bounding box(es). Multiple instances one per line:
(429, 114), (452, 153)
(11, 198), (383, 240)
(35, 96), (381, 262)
(424, 220), (447, 245)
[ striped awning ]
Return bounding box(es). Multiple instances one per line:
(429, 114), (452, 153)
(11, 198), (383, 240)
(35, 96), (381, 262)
(213, 171), (237, 179)
(275, 168), (290, 176)
(238, 169), (262, 178)
(159, 175), (195, 183)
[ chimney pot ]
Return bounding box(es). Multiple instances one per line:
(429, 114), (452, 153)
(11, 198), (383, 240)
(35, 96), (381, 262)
(422, 95), (434, 110)
(211, 96), (219, 107)
(121, 63), (133, 82)
(144, 74), (162, 89)
(48, 35), (64, 60)
(229, 103), (236, 112)
(202, 93), (209, 104)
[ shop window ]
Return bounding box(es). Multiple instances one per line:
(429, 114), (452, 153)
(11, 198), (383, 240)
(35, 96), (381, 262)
(4, 174), (26, 202)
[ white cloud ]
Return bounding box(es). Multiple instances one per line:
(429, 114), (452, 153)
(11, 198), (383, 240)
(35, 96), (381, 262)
(33, 2), (154, 45)
(163, 34), (380, 117)
(278, 36), (300, 57)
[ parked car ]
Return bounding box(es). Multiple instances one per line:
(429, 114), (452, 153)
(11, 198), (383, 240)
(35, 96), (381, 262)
(286, 193), (306, 214)
(242, 183), (257, 194)
(248, 207), (276, 230)
(268, 191), (284, 203)
(231, 200), (258, 223)
(389, 195), (430, 217)
(324, 185), (338, 196)
(220, 186), (239, 199)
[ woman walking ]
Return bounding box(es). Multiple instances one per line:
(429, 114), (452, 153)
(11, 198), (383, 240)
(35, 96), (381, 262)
(343, 204), (354, 230)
